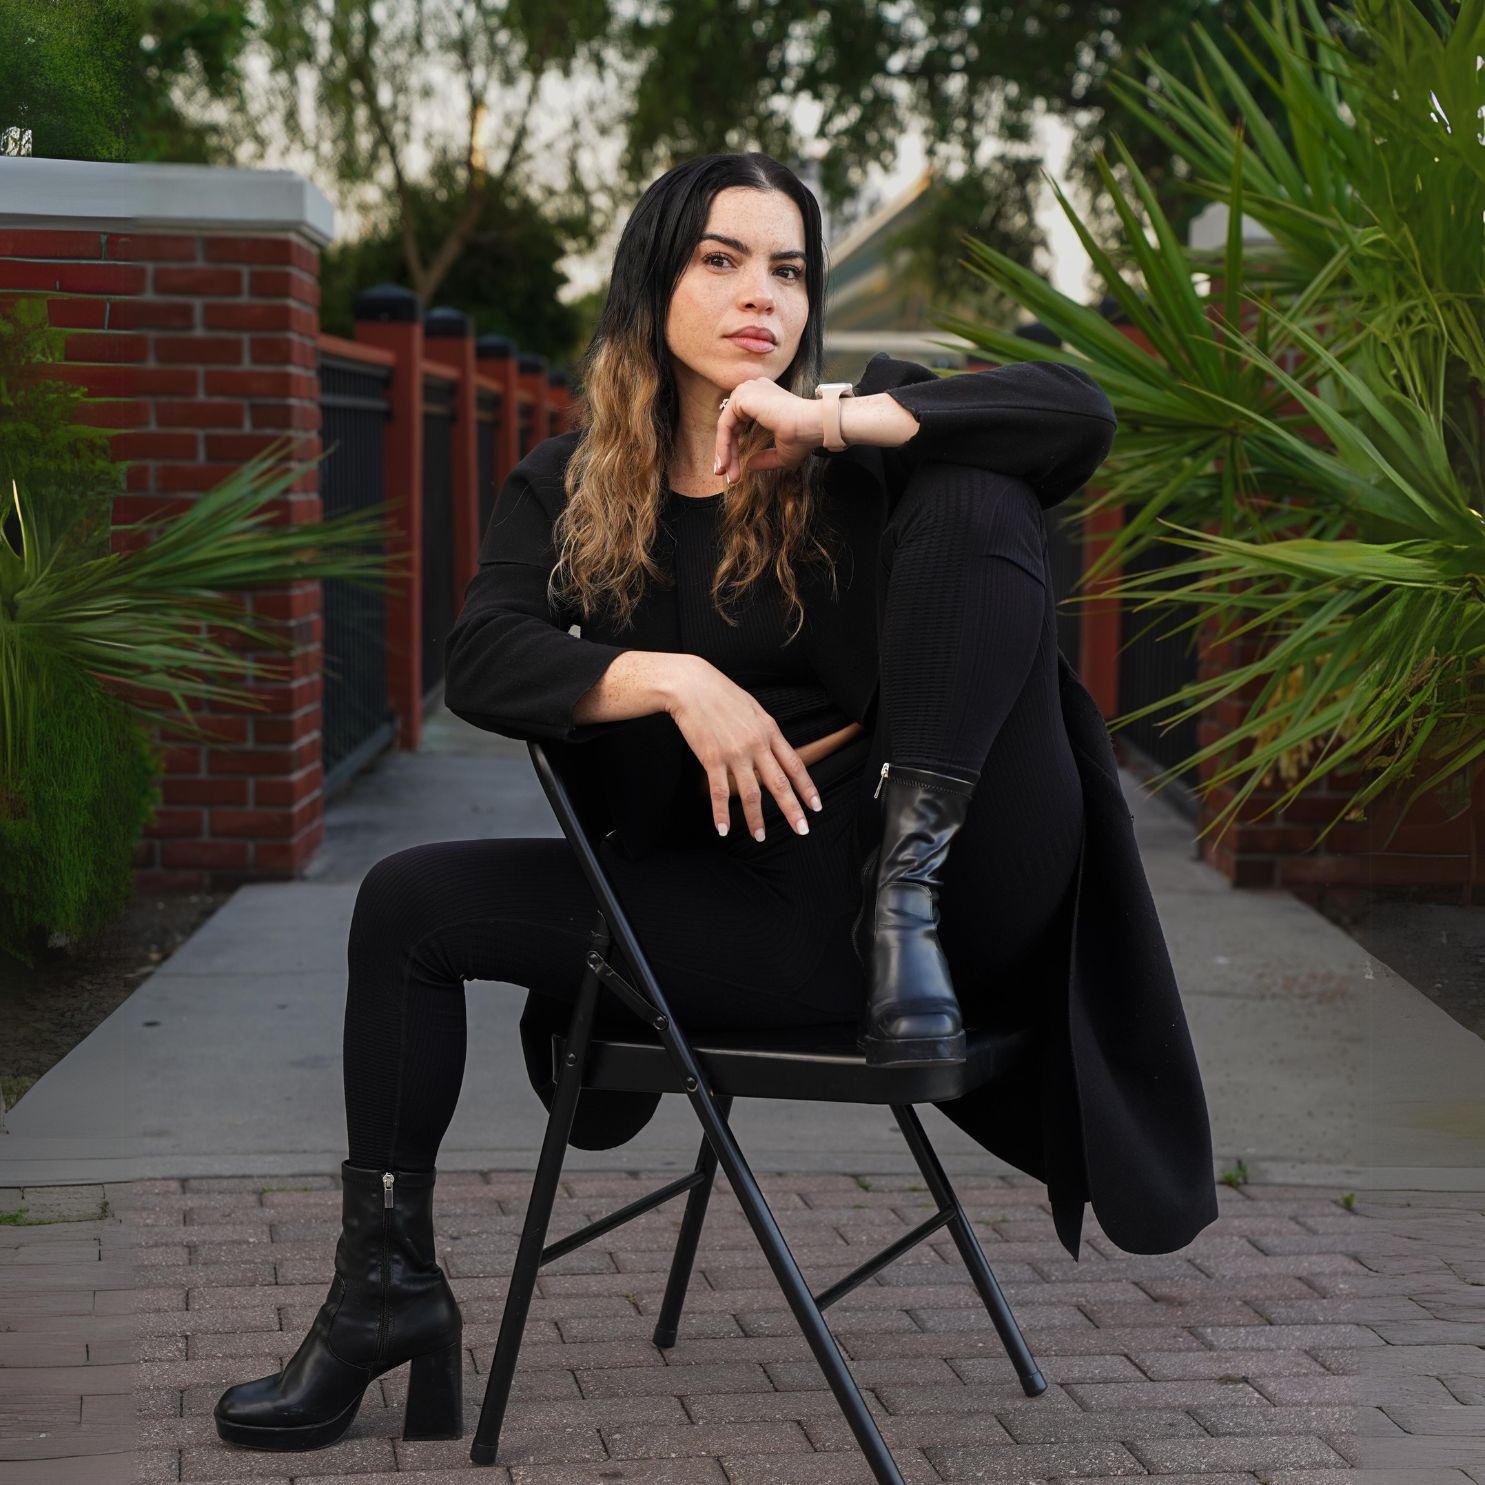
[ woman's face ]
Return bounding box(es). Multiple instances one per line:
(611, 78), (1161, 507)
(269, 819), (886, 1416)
(665, 187), (810, 394)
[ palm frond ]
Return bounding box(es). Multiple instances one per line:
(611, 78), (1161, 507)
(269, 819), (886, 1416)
(1, 448), (392, 782)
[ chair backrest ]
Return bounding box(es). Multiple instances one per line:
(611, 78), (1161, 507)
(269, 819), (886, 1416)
(528, 741), (672, 1022)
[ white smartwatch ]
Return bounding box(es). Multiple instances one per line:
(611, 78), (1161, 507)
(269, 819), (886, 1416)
(814, 381), (856, 452)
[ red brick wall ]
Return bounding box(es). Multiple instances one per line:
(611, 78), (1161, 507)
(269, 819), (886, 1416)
(0, 226), (325, 891)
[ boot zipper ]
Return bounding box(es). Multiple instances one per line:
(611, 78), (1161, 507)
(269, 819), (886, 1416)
(377, 1172), (394, 1363)
(873, 762), (890, 799)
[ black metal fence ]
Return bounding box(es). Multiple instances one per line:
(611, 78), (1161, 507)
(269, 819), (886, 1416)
(318, 351), (394, 795)
(421, 373), (458, 699)
(1117, 539), (1200, 780)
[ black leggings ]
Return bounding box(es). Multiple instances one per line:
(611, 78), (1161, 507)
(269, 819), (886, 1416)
(343, 468), (1084, 1170)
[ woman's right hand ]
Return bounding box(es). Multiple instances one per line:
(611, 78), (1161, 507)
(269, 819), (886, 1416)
(573, 651), (819, 840)
(665, 654), (820, 840)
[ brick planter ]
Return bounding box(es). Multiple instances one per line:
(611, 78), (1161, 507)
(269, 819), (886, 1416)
(1191, 628), (1483, 908)
(0, 159), (334, 890)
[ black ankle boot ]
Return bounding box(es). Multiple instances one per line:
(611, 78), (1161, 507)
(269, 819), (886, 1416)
(215, 1164), (463, 1451)
(855, 764), (973, 1067)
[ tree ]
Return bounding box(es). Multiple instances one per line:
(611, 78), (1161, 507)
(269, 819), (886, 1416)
(254, 0), (609, 309)
(625, 0), (1285, 298)
(319, 171), (587, 360)
(0, 0), (251, 163)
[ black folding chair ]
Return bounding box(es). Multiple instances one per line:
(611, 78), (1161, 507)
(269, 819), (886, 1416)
(470, 742), (1047, 1482)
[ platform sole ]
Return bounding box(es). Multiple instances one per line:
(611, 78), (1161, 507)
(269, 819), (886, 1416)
(215, 1393), (363, 1452)
(859, 1031), (967, 1067)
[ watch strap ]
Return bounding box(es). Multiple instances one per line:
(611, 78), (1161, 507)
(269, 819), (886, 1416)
(814, 382), (855, 452)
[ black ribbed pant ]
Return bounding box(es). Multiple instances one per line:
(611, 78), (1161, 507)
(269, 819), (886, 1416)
(343, 466), (1084, 1170)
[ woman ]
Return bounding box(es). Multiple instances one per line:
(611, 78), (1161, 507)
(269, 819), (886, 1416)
(215, 152), (1215, 1453)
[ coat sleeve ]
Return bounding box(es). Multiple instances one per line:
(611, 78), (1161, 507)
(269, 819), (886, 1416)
(858, 355), (1117, 510)
(442, 469), (627, 741)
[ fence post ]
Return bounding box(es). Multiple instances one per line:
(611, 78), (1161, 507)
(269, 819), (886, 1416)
(547, 369), (571, 436)
(354, 282), (424, 751)
(423, 306), (480, 605)
(518, 353), (548, 457)
(476, 335), (519, 489)
(1078, 503), (1123, 719)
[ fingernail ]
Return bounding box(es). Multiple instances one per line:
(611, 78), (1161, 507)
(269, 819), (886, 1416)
(713, 458), (720, 474)
(796, 819), (809, 835)
(754, 828), (766, 842)
(717, 823), (728, 837)
(810, 796), (822, 811)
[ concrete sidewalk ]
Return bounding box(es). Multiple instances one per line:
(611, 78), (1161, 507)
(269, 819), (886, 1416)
(3, 705), (1483, 1191)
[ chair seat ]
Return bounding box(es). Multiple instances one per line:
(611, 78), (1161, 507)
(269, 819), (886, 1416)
(558, 1023), (1035, 1105)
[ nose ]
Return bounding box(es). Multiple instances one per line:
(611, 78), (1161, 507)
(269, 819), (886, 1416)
(738, 263), (775, 314)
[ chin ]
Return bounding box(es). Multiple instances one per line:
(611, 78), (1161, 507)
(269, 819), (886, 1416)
(717, 357), (787, 389)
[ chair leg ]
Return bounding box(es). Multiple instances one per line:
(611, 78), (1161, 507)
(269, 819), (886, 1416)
(652, 1095), (731, 1349)
(470, 915), (609, 1467)
(682, 1102), (906, 1485)
(892, 1104), (1047, 1398)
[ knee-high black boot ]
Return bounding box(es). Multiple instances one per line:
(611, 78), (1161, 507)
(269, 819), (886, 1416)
(215, 1164), (463, 1451)
(855, 764), (973, 1066)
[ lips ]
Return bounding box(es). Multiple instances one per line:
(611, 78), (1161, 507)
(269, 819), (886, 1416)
(727, 327), (777, 355)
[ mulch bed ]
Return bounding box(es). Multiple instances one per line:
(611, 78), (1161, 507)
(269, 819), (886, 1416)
(0, 892), (228, 1117)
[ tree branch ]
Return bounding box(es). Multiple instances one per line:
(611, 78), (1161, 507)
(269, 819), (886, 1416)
(416, 63), (544, 303)
(346, 46), (426, 289)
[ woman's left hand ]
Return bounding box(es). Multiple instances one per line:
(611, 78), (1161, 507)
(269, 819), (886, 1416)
(714, 378), (821, 484)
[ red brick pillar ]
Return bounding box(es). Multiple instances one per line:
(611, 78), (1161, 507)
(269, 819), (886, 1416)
(0, 161), (334, 888)
(423, 307), (480, 601)
(476, 335), (519, 485)
(353, 283), (425, 751)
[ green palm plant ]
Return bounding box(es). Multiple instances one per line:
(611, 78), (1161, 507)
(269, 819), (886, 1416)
(946, 0), (1485, 835)
(0, 450), (388, 959)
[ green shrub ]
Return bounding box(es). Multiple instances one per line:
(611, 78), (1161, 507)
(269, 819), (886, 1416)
(0, 658), (158, 958)
(0, 298), (386, 963)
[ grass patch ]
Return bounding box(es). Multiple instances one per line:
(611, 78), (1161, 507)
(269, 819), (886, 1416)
(0, 1198), (108, 1227)
(1220, 1160), (1250, 1189)
(1, 1074), (38, 1112)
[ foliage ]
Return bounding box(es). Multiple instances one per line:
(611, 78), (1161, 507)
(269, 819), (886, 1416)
(319, 172), (585, 360)
(625, 1), (1286, 286)
(0, 298), (119, 554)
(0, 450), (388, 960)
(949, 0), (1485, 831)
(0, 658), (159, 959)
(0, 0), (251, 163)
(254, 0), (607, 307)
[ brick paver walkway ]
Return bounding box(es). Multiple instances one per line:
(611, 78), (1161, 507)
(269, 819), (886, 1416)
(8, 1172), (1485, 1483)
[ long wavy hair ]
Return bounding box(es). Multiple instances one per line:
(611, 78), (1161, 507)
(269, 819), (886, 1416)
(554, 153), (830, 634)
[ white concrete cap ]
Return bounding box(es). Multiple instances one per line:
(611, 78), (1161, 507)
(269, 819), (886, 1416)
(0, 158), (336, 245)
(1188, 199), (1277, 251)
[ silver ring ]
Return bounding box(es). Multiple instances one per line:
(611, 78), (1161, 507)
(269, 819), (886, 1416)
(719, 398), (729, 410)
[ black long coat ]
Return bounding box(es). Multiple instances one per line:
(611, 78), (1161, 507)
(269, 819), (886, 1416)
(445, 355), (1217, 1256)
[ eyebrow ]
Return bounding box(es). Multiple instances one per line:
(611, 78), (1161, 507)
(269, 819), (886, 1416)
(700, 233), (806, 262)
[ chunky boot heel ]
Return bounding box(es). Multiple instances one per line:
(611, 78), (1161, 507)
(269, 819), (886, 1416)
(403, 1339), (464, 1441)
(858, 764), (973, 1067)
(216, 1165), (462, 1451)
